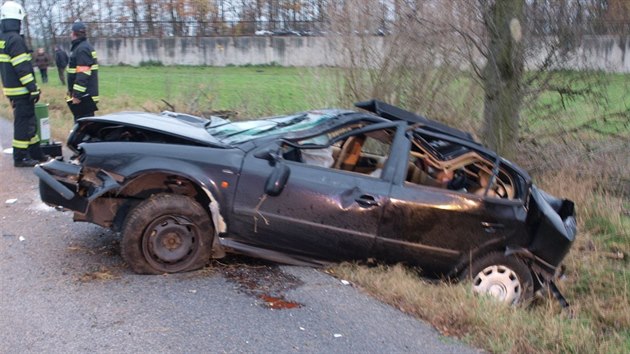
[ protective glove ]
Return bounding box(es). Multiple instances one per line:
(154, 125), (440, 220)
(30, 90), (40, 104)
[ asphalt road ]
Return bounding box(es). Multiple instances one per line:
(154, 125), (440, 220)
(0, 117), (478, 353)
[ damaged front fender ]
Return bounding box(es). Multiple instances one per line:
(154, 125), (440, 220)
(525, 185), (577, 275)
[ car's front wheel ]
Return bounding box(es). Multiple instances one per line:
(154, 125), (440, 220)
(460, 252), (534, 305)
(121, 194), (214, 274)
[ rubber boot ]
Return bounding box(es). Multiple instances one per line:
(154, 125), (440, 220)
(28, 142), (50, 162)
(13, 147), (38, 167)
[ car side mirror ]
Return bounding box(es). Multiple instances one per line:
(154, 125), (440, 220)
(264, 163), (290, 196)
(254, 147), (282, 166)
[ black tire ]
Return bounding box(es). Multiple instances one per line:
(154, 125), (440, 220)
(121, 194), (214, 274)
(459, 252), (534, 305)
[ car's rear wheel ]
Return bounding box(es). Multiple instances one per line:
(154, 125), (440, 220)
(121, 194), (214, 274)
(460, 252), (534, 305)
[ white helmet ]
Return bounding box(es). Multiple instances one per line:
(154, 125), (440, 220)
(1, 1), (26, 21)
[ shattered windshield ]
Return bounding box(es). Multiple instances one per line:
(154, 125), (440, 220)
(206, 110), (348, 144)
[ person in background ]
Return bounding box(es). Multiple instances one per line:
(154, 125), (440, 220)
(0, 1), (47, 167)
(54, 45), (68, 85)
(67, 21), (99, 120)
(34, 47), (50, 83)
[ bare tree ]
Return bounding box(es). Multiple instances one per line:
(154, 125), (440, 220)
(478, 0), (525, 159)
(325, 0), (623, 159)
(470, 0), (614, 158)
(126, 0), (142, 36)
(327, 0), (479, 130)
(190, 0), (217, 36)
(143, 0), (157, 36)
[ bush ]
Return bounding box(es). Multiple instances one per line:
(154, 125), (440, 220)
(139, 60), (164, 67)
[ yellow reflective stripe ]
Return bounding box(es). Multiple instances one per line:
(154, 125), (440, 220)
(91, 51), (97, 59)
(81, 70), (92, 76)
(3, 87), (29, 95)
(92, 96), (99, 102)
(91, 64), (98, 70)
(0, 54), (9, 62)
(12, 139), (29, 149)
(10, 53), (31, 66)
(19, 73), (34, 85)
(29, 135), (40, 144)
(67, 68), (76, 73)
(0, 40), (5, 49)
(30, 90), (40, 96)
(73, 84), (86, 92)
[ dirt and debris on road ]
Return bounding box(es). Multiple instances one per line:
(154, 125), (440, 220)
(213, 255), (305, 309)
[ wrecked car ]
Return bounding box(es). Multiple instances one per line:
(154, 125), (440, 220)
(35, 100), (576, 305)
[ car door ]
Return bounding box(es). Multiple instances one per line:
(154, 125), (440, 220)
(378, 184), (525, 273)
(229, 124), (400, 261)
(374, 134), (526, 275)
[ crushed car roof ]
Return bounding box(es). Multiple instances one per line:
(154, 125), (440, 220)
(80, 101), (478, 147)
(356, 99), (476, 142)
(206, 109), (353, 144)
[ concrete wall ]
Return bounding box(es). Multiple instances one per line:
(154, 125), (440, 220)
(570, 36), (630, 72)
(90, 36), (346, 67)
(80, 35), (628, 72)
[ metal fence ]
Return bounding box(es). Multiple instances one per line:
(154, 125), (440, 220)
(529, 19), (630, 35)
(59, 20), (328, 38)
(59, 18), (630, 39)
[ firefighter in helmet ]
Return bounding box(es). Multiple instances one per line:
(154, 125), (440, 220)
(67, 21), (98, 120)
(0, 1), (46, 167)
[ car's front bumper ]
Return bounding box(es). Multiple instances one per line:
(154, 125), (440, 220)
(35, 159), (120, 214)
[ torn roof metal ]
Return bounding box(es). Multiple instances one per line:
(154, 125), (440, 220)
(355, 99), (476, 142)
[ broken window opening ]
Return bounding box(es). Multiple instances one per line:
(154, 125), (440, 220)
(405, 134), (516, 200)
(282, 125), (394, 179)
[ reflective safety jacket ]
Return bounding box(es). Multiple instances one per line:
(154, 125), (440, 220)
(68, 37), (98, 102)
(0, 30), (39, 99)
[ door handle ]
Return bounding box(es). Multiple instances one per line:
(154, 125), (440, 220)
(481, 222), (504, 233)
(355, 195), (379, 207)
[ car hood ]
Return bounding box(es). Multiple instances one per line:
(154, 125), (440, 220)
(76, 111), (225, 146)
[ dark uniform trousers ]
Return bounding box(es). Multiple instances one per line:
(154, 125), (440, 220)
(66, 95), (97, 121)
(11, 96), (42, 160)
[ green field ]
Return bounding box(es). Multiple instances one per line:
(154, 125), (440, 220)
(6, 65), (341, 136)
(525, 71), (630, 136)
(98, 66), (629, 137)
(99, 65), (337, 116)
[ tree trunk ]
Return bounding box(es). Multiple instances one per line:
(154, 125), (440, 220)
(145, 0), (156, 36)
(481, 0), (525, 160)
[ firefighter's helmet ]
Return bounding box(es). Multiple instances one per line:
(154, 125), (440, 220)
(0, 1), (25, 21)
